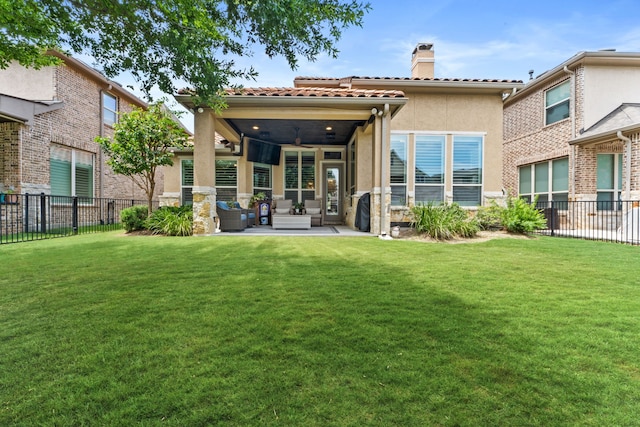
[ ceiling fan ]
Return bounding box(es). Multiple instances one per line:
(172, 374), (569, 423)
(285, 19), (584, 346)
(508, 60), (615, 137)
(291, 127), (313, 148)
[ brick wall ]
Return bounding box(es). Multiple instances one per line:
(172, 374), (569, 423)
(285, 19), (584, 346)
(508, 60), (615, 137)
(4, 61), (164, 202)
(503, 73), (576, 195)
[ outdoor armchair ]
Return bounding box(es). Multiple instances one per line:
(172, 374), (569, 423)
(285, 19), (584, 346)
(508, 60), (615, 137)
(216, 201), (248, 231)
(303, 199), (322, 226)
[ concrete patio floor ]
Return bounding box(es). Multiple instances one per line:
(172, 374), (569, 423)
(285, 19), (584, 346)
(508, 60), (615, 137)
(218, 225), (369, 237)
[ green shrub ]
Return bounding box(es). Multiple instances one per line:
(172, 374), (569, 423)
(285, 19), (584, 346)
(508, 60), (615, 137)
(120, 205), (149, 232)
(146, 205), (193, 236)
(501, 196), (547, 234)
(410, 202), (479, 240)
(476, 201), (504, 230)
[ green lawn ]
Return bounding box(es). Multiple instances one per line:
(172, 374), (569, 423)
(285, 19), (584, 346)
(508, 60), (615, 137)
(1, 233), (639, 426)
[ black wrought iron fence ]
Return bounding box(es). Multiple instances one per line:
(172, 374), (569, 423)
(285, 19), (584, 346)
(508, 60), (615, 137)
(533, 200), (640, 245)
(0, 193), (158, 244)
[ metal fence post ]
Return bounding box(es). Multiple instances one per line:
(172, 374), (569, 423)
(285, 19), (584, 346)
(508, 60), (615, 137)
(40, 193), (47, 234)
(72, 196), (79, 234)
(24, 193), (29, 234)
(550, 200), (555, 237)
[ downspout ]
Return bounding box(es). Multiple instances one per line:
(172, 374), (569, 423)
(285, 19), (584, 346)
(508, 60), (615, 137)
(379, 103), (390, 236)
(99, 89), (105, 200)
(563, 66), (576, 199)
(617, 130), (632, 201)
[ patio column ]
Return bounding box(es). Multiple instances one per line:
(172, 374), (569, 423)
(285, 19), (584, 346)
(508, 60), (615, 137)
(370, 104), (392, 236)
(192, 108), (217, 235)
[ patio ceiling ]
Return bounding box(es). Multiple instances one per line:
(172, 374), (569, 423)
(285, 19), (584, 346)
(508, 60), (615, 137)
(175, 87), (407, 147)
(224, 118), (364, 146)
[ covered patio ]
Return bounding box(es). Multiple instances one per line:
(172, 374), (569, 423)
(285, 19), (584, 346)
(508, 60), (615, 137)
(169, 87), (407, 236)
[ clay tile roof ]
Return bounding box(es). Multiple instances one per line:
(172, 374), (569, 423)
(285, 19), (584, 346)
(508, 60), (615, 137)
(223, 86), (405, 98)
(294, 76), (523, 84)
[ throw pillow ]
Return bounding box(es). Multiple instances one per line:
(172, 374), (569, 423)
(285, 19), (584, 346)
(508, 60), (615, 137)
(306, 208), (321, 215)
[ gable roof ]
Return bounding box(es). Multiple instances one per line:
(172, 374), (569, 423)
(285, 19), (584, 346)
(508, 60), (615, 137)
(571, 103), (640, 145)
(0, 93), (64, 124)
(506, 51), (640, 105)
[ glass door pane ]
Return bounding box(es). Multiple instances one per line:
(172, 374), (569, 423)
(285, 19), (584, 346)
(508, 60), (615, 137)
(326, 167), (339, 217)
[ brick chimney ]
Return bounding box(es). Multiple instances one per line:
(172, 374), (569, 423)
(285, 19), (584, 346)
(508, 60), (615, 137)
(411, 43), (434, 79)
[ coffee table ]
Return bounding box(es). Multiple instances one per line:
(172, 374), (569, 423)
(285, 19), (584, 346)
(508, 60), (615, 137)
(272, 215), (311, 230)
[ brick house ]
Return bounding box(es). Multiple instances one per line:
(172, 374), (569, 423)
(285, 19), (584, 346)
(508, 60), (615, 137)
(0, 50), (160, 201)
(503, 50), (640, 228)
(164, 43), (523, 235)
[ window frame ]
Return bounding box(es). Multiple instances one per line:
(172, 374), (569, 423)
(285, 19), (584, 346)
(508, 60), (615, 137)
(390, 134), (408, 206)
(253, 162), (272, 200)
(284, 150), (316, 203)
(544, 81), (570, 126)
(215, 158), (238, 202)
(596, 153), (623, 211)
(518, 157), (569, 209)
(50, 145), (95, 204)
(103, 92), (118, 127)
(452, 135), (483, 206)
(181, 159), (194, 205)
(413, 135), (445, 204)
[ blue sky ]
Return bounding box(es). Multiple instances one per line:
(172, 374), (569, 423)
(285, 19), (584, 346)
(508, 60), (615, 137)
(113, 0), (640, 130)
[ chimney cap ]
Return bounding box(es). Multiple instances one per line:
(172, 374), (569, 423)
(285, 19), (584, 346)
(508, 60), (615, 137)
(412, 43), (434, 55)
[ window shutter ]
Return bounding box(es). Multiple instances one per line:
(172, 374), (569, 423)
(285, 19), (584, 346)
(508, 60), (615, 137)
(50, 146), (72, 196)
(215, 160), (237, 187)
(453, 137), (482, 184)
(390, 136), (407, 184)
(415, 136), (444, 184)
(75, 151), (94, 199)
(253, 163), (271, 188)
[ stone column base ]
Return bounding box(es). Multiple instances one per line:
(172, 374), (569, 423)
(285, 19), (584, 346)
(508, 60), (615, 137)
(192, 186), (217, 235)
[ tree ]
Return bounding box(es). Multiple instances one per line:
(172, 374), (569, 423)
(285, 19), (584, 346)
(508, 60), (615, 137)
(1, 0), (371, 109)
(96, 102), (189, 215)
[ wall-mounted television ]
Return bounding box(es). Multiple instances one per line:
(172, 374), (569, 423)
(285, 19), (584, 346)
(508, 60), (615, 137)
(246, 138), (281, 165)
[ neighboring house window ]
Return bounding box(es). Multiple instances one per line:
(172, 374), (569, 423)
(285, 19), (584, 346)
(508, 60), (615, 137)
(284, 151), (315, 203)
(545, 81), (570, 125)
(181, 159), (193, 205)
(597, 153), (623, 211)
(414, 135), (445, 204)
(50, 145), (94, 201)
(103, 92), (117, 126)
(390, 135), (407, 205)
(253, 162), (272, 199)
(518, 157), (569, 208)
(215, 159), (237, 201)
(452, 136), (483, 206)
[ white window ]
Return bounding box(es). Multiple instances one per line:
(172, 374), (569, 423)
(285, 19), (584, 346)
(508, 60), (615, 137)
(50, 145), (94, 201)
(414, 135), (445, 203)
(390, 135), (407, 205)
(452, 136), (483, 206)
(545, 81), (570, 125)
(597, 153), (623, 211)
(253, 162), (272, 199)
(103, 92), (117, 126)
(518, 157), (569, 208)
(215, 159), (237, 202)
(284, 151), (315, 203)
(181, 159), (193, 205)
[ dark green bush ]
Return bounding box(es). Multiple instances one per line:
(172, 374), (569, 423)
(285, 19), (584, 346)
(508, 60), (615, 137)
(501, 196), (547, 234)
(146, 205), (193, 236)
(410, 202), (479, 240)
(120, 205), (149, 232)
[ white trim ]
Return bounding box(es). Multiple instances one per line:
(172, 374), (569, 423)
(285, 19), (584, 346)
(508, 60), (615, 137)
(392, 130), (487, 136)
